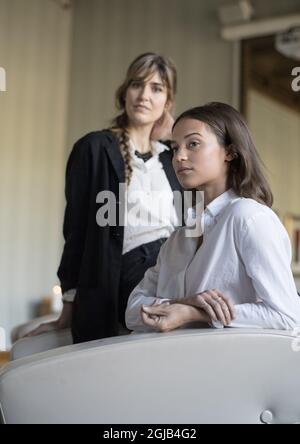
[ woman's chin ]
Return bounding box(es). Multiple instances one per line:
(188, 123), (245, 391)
(128, 112), (157, 127)
(177, 177), (198, 189)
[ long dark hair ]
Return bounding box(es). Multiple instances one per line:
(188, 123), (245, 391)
(173, 102), (273, 207)
(111, 52), (177, 185)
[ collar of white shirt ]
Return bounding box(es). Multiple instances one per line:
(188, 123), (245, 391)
(186, 189), (239, 231)
(205, 188), (239, 218)
(129, 139), (168, 159)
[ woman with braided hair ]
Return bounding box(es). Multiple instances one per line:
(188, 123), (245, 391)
(26, 53), (181, 343)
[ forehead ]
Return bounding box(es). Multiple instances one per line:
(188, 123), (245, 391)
(135, 69), (164, 84)
(172, 118), (210, 138)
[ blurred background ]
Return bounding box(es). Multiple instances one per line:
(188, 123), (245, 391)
(0, 0), (300, 348)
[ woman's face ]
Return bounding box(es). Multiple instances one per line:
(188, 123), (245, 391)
(125, 70), (168, 128)
(171, 118), (230, 191)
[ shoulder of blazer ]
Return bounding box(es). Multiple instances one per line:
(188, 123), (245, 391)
(68, 130), (125, 182)
(79, 129), (125, 182)
(73, 129), (118, 152)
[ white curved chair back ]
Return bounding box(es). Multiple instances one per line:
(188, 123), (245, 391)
(1, 329), (300, 424)
(10, 329), (72, 360)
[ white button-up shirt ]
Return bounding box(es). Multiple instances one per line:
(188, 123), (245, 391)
(126, 189), (300, 331)
(122, 140), (178, 254)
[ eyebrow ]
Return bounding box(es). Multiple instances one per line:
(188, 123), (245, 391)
(170, 132), (204, 144)
(150, 81), (165, 87)
(184, 132), (203, 139)
(134, 79), (165, 87)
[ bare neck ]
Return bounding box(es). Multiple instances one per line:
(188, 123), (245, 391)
(127, 125), (153, 154)
(198, 182), (229, 207)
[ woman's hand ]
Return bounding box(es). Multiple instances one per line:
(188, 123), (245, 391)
(141, 302), (207, 332)
(23, 302), (72, 337)
(150, 111), (174, 141)
(23, 320), (60, 337)
(183, 290), (235, 326)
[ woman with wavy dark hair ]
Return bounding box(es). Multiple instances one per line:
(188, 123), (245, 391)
(26, 53), (181, 343)
(126, 102), (300, 332)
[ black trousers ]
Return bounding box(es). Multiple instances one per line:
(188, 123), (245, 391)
(118, 237), (167, 330)
(72, 237), (167, 343)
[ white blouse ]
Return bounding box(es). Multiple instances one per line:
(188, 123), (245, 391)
(122, 140), (178, 254)
(125, 189), (300, 331)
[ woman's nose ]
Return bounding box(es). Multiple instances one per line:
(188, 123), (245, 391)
(174, 148), (188, 162)
(139, 85), (150, 100)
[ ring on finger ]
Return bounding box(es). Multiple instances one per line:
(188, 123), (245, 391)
(213, 296), (222, 302)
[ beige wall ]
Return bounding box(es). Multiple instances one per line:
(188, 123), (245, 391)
(0, 0), (72, 343)
(248, 89), (300, 216)
(66, 0), (235, 146)
(248, 90), (300, 289)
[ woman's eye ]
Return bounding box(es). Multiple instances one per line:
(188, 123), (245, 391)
(171, 145), (178, 153)
(131, 81), (141, 88)
(152, 86), (163, 93)
(188, 141), (200, 149)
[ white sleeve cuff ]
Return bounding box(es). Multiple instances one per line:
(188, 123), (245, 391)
(62, 289), (76, 303)
(154, 298), (171, 305)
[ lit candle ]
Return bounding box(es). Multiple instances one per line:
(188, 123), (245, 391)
(51, 285), (63, 313)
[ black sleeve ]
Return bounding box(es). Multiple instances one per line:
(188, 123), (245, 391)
(57, 137), (91, 293)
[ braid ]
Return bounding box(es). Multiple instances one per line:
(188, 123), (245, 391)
(119, 127), (133, 185)
(110, 113), (133, 186)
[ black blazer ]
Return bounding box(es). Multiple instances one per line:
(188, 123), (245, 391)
(57, 130), (182, 343)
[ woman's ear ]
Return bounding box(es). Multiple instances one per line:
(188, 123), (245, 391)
(225, 152), (235, 162)
(225, 144), (238, 162)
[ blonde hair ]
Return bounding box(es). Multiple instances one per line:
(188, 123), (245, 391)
(111, 52), (177, 185)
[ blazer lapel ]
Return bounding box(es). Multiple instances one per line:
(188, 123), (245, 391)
(159, 150), (181, 192)
(103, 131), (125, 183)
(159, 149), (184, 226)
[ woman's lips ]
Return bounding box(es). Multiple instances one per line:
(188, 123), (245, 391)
(134, 104), (150, 111)
(177, 168), (193, 175)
